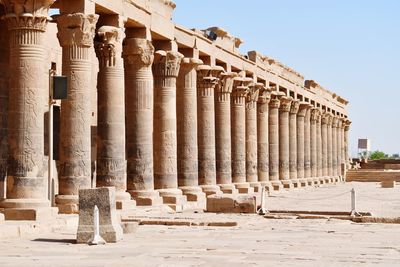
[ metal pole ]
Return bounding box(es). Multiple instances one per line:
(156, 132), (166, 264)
(48, 70), (55, 204)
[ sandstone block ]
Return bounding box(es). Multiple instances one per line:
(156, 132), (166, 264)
(77, 187), (123, 243)
(381, 181), (395, 188)
(206, 194), (256, 213)
(3, 207), (58, 222)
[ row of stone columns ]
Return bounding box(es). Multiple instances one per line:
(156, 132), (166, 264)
(0, 4), (352, 213)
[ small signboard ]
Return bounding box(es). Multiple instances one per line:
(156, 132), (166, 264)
(358, 139), (370, 151)
(53, 76), (68, 100)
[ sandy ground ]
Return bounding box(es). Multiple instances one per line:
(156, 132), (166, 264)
(0, 182), (399, 267)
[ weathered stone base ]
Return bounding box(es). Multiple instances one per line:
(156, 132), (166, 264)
(234, 183), (255, 194)
(116, 191), (136, 210)
(307, 178), (316, 187)
(299, 178), (308, 187)
(200, 185), (223, 196)
(3, 207), (58, 222)
(259, 181), (274, 192)
(249, 182), (263, 193)
(206, 194), (256, 213)
(129, 190), (163, 206)
(219, 184), (239, 194)
(55, 195), (79, 214)
(313, 178), (321, 186)
(180, 186), (207, 210)
(381, 181), (396, 188)
(158, 188), (188, 212)
(271, 180), (283, 191)
(324, 177), (333, 184)
(0, 198), (50, 209)
(281, 180), (294, 189)
(291, 179), (301, 188)
(77, 187), (123, 244)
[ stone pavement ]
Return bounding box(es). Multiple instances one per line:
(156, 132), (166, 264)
(0, 182), (399, 267)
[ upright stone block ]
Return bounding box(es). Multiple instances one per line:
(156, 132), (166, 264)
(77, 187), (123, 243)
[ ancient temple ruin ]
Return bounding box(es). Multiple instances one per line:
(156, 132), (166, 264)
(0, 0), (350, 217)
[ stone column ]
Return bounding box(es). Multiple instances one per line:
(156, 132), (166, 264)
(337, 118), (343, 179)
(269, 95), (282, 190)
(289, 100), (300, 187)
(215, 72), (238, 194)
(327, 115), (333, 180)
(257, 88), (273, 191)
(231, 77), (254, 193)
(321, 112), (330, 183)
(95, 26), (132, 209)
(176, 57), (206, 204)
(279, 96), (293, 189)
(123, 37), (162, 206)
(304, 105), (312, 184)
(153, 50), (187, 206)
(344, 120), (351, 172)
(0, 1), (54, 212)
(310, 108), (318, 185)
(331, 117), (338, 181)
(297, 103), (310, 187)
(197, 65), (224, 196)
(316, 109), (323, 183)
(246, 83), (261, 192)
(0, 20), (9, 200)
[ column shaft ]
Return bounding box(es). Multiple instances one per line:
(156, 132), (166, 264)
(321, 114), (329, 177)
(56, 13), (98, 213)
(279, 97), (292, 187)
(269, 98), (280, 185)
(296, 104), (308, 184)
(327, 118), (333, 177)
(245, 86), (259, 185)
(153, 50), (182, 190)
(123, 38), (162, 205)
(310, 108), (318, 179)
(95, 26), (129, 203)
(332, 118), (338, 177)
(289, 101), (299, 184)
(317, 113), (323, 179)
(257, 90), (270, 186)
(304, 108), (311, 179)
(337, 119), (343, 176)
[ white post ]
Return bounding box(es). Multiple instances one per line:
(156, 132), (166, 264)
(88, 205), (106, 245)
(258, 187), (268, 215)
(350, 188), (360, 216)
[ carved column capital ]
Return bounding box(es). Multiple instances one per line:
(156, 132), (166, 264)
(257, 87), (271, 104)
(153, 50), (183, 77)
(331, 117), (339, 128)
(180, 57), (203, 69)
(123, 38), (155, 66)
(297, 102), (312, 117)
(310, 108), (321, 123)
(289, 100), (300, 114)
(269, 97), (280, 109)
(278, 96), (292, 112)
(57, 13), (99, 47)
(246, 83), (262, 103)
(321, 112), (332, 125)
(2, 0), (54, 31)
(217, 72), (237, 94)
(95, 26), (125, 67)
(344, 119), (352, 131)
(197, 65), (224, 84)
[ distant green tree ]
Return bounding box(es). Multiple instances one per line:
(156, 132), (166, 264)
(368, 150), (388, 160)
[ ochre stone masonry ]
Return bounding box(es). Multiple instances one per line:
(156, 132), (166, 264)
(0, 0), (350, 215)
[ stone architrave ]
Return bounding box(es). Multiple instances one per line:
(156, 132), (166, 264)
(246, 83), (261, 191)
(77, 187), (123, 243)
(0, 19), (9, 200)
(215, 72), (238, 194)
(56, 13), (99, 214)
(321, 112), (330, 182)
(278, 96), (293, 189)
(297, 102), (310, 187)
(304, 105), (312, 183)
(197, 65), (224, 196)
(231, 77), (254, 193)
(257, 88), (273, 191)
(289, 100), (300, 187)
(95, 26), (132, 209)
(176, 57), (206, 204)
(0, 1), (54, 211)
(331, 116), (338, 180)
(153, 50), (187, 206)
(269, 94), (282, 190)
(123, 37), (162, 206)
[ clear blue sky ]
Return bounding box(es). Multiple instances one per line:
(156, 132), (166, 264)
(173, 0), (400, 156)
